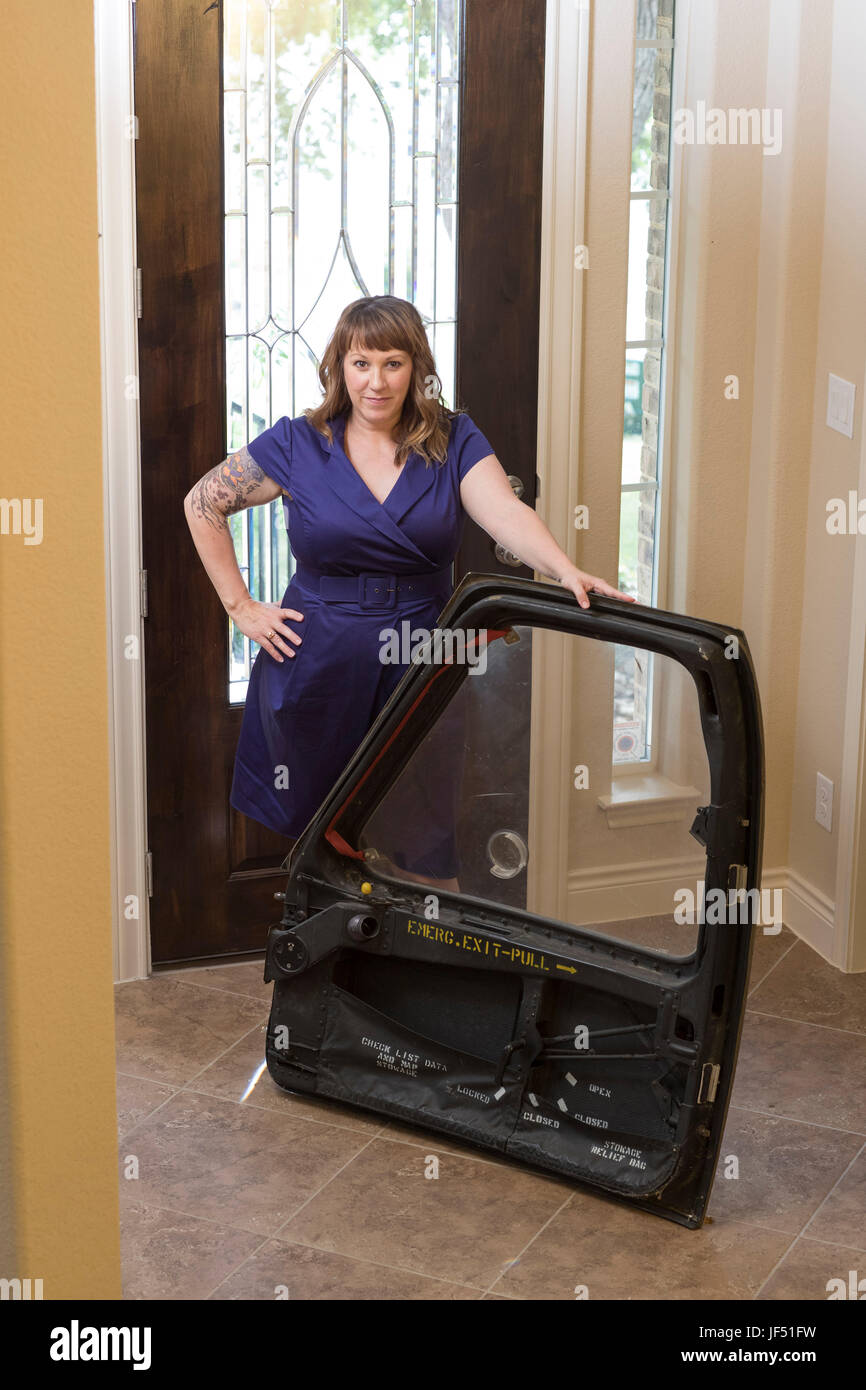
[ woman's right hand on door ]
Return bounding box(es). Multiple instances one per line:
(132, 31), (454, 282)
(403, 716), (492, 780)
(230, 596), (305, 663)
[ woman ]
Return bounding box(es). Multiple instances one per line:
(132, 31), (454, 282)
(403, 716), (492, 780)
(184, 295), (634, 884)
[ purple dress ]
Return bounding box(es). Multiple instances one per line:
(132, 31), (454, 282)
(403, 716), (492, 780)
(230, 409), (496, 859)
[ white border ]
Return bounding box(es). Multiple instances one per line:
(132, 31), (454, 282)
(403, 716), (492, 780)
(94, 0), (150, 983)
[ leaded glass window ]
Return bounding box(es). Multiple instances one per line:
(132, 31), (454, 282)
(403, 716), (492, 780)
(223, 0), (462, 702)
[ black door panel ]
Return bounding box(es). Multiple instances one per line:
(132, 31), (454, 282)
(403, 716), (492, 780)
(262, 576), (765, 1227)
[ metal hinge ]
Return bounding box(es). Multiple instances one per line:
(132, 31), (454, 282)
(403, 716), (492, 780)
(698, 1062), (720, 1104)
(145, 851), (153, 898)
(728, 863), (748, 892)
(135, 267), (142, 319)
(139, 568), (148, 618)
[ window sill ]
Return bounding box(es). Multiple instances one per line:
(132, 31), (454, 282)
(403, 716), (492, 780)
(597, 774), (702, 829)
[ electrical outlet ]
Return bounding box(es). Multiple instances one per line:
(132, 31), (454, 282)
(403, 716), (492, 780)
(815, 772), (833, 832)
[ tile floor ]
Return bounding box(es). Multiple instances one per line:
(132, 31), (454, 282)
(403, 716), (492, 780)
(115, 925), (866, 1299)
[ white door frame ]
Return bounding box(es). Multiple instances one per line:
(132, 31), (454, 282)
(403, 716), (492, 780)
(527, 0), (591, 922)
(93, 0), (589, 974)
(834, 358), (866, 971)
(93, 0), (588, 976)
(94, 0), (150, 983)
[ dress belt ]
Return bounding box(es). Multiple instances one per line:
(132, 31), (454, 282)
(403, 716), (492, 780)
(293, 561), (452, 609)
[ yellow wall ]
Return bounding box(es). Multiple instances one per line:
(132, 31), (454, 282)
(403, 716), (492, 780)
(0, 1), (122, 1298)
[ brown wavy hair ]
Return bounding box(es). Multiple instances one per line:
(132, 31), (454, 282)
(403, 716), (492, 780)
(304, 296), (465, 467)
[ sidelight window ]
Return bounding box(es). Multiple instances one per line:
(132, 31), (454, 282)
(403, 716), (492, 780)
(615, 0), (677, 765)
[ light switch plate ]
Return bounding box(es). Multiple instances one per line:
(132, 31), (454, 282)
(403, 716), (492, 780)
(827, 373), (855, 438)
(816, 772), (833, 833)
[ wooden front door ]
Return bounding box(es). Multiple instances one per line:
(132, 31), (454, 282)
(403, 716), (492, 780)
(135, 0), (546, 965)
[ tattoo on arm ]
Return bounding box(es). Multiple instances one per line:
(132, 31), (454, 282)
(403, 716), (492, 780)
(187, 446), (268, 532)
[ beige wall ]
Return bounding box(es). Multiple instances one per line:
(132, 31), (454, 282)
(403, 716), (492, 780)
(0, 1), (122, 1297)
(786, 0), (866, 966)
(569, 0), (773, 912)
(569, 0), (865, 965)
(742, 0), (831, 888)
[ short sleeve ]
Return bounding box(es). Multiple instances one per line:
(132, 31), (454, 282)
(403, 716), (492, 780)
(451, 412), (496, 483)
(245, 415), (292, 492)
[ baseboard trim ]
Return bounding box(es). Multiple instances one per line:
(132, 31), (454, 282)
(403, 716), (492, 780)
(773, 865), (836, 965)
(565, 858), (840, 964)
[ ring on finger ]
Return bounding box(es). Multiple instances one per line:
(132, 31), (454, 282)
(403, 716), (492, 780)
(265, 628), (276, 640)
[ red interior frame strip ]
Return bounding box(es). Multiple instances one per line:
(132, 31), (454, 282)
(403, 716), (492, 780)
(323, 627), (511, 857)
